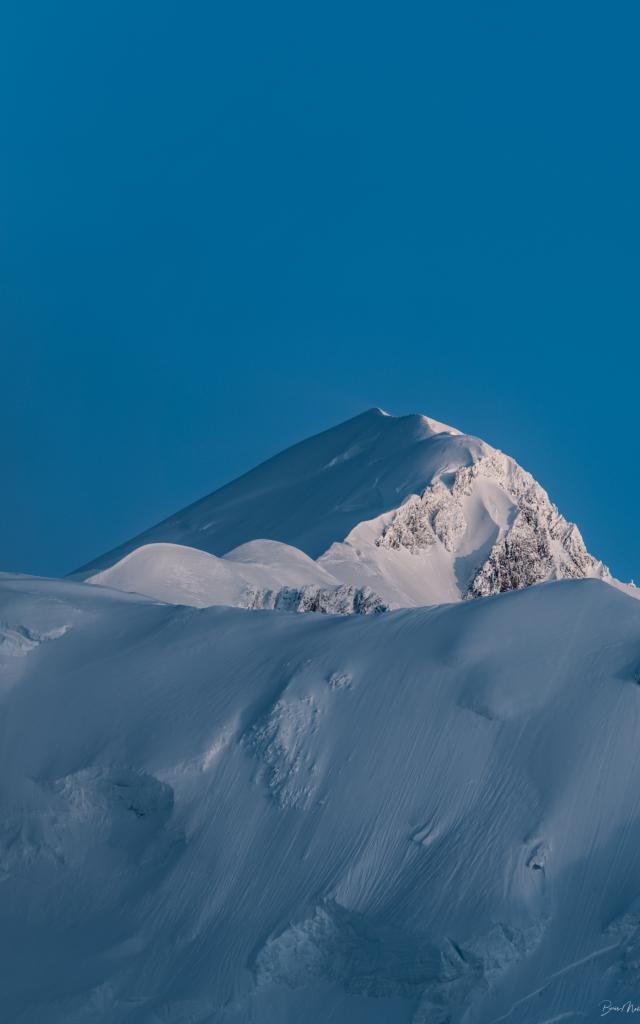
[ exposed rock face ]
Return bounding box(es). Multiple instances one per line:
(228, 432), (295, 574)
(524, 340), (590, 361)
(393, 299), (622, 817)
(242, 584), (388, 615)
(467, 506), (606, 598)
(464, 456), (610, 597)
(376, 480), (466, 553)
(376, 450), (610, 599)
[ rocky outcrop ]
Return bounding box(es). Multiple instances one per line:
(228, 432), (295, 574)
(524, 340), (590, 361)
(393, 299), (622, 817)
(466, 506), (607, 598)
(464, 457), (609, 597)
(376, 450), (610, 599)
(376, 480), (466, 553)
(242, 584), (388, 615)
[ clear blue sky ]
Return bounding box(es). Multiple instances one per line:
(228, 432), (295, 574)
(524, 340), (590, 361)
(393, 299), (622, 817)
(2, 1), (638, 581)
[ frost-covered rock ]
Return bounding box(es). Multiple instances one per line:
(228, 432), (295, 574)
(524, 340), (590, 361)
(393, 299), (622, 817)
(376, 480), (466, 553)
(242, 583), (388, 615)
(374, 449), (610, 601)
(463, 456), (610, 598)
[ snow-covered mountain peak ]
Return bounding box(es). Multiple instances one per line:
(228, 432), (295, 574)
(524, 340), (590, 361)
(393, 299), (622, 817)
(77, 407), (624, 611)
(75, 409), (489, 577)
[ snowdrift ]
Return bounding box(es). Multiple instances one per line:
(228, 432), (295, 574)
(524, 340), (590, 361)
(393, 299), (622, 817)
(87, 540), (387, 613)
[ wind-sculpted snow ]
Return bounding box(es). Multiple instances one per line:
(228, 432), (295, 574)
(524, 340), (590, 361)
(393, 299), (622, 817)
(255, 902), (545, 1022)
(0, 765), (178, 883)
(2, 572), (640, 1021)
(86, 542), (387, 614)
(86, 540), (344, 609)
(249, 696), (321, 808)
(0, 620), (70, 655)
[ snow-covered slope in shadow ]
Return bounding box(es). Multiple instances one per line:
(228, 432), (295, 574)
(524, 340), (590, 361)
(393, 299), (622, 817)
(2, 571), (640, 1022)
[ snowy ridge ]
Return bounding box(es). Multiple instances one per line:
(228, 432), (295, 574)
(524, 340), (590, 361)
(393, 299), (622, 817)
(86, 540), (371, 610)
(87, 540), (387, 614)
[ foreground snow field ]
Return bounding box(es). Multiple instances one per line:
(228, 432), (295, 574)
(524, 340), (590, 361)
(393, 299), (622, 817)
(2, 571), (640, 1022)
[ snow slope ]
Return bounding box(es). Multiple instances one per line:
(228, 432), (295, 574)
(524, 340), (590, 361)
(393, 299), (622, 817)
(88, 540), (337, 604)
(72, 408), (477, 573)
(2, 570), (640, 1022)
(77, 408), (622, 609)
(87, 540), (386, 613)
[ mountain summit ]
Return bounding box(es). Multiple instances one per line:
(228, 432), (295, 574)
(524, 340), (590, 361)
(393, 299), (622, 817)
(78, 408), (617, 610)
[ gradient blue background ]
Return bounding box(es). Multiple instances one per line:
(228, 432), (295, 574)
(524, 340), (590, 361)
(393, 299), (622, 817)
(2, 1), (638, 580)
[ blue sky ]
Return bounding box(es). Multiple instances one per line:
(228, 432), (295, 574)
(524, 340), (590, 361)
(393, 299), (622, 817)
(2, 1), (639, 580)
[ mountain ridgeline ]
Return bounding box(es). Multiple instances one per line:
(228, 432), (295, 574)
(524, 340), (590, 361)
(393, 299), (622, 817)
(78, 408), (624, 612)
